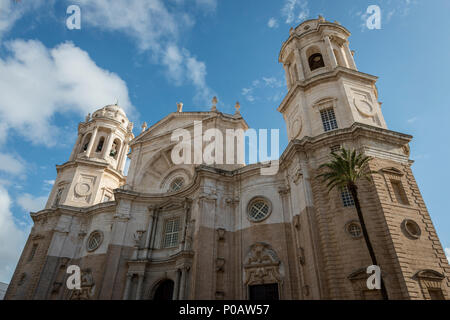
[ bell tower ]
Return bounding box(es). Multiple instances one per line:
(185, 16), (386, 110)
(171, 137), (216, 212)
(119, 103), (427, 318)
(278, 16), (387, 141)
(46, 104), (134, 208)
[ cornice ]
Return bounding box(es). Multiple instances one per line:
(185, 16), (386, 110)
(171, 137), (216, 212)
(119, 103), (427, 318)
(279, 21), (351, 62)
(56, 159), (125, 181)
(30, 202), (118, 221)
(277, 67), (378, 113)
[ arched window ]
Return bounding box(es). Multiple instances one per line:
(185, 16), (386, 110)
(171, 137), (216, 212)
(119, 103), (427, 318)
(109, 139), (121, 159)
(81, 134), (92, 153)
(153, 280), (174, 300)
(308, 53), (325, 71)
(96, 137), (105, 152)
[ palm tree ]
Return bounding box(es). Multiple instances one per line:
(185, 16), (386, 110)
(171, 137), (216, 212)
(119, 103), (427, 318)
(317, 148), (389, 300)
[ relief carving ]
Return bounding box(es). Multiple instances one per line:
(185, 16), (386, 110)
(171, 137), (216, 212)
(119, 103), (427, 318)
(216, 258), (225, 272)
(244, 243), (282, 286)
(69, 268), (95, 300)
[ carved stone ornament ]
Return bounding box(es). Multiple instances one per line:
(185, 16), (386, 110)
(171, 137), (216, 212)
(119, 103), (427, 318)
(293, 215), (301, 230)
(289, 117), (302, 140)
(216, 258), (225, 272)
(403, 144), (411, 157)
(70, 268), (95, 300)
(292, 168), (303, 185)
(74, 182), (92, 197)
(298, 247), (305, 265)
(216, 228), (226, 241)
(244, 243), (282, 286)
(353, 97), (374, 117)
(133, 230), (146, 246)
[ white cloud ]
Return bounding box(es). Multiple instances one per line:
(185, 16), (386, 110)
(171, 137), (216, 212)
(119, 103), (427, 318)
(0, 39), (134, 147)
(0, 0), (46, 40)
(407, 117), (418, 124)
(71, 0), (215, 104)
(445, 248), (450, 264)
(195, 0), (218, 12)
(242, 76), (285, 103)
(17, 193), (47, 213)
(44, 180), (55, 186)
(0, 185), (28, 283)
(0, 153), (26, 177)
(281, 0), (309, 24)
(241, 87), (255, 102)
(72, 0), (178, 52)
(268, 18), (279, 29)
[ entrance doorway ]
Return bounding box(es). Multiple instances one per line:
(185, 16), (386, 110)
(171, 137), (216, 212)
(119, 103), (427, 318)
(153, 280), (174, 300)
(249, 283), (279, 300)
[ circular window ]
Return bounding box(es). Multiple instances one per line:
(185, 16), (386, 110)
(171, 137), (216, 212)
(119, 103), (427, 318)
(169, 177), (185, 192)
(247, 198), (272, 222)
(86, 231), (103, 252)
(345, 221), (362, 239)
(402, 219), (421, 239)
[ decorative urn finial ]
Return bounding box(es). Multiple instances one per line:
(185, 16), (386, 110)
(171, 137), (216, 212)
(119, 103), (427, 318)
(211, 96), (218, 112)
(141, 122), (147, 133)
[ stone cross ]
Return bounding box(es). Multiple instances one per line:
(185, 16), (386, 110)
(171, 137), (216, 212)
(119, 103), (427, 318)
(235, 102), (241, 114)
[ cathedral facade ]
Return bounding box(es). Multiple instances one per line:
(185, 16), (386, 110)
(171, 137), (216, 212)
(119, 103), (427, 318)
(6, 17), (449, 300)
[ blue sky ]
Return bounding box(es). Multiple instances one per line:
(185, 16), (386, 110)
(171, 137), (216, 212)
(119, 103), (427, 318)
(0, 0), (449, 283)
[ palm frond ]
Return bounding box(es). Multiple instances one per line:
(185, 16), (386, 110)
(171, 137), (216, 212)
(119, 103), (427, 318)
(316, 148), (374, 192)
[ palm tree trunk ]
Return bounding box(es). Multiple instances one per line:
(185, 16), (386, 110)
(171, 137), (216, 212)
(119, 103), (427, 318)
(348, 184), (389, 300)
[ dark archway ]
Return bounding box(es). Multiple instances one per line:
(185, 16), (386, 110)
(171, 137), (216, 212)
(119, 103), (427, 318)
(308, 53), (325, 71)
(153, 280), (174, 300)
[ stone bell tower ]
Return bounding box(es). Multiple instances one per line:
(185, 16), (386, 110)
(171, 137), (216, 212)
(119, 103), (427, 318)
(278, 16), (387, 141)
(45, 104), (134, 208)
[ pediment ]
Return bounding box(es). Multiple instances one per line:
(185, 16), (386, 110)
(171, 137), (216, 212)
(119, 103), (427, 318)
(133, 112), (214, 144)
(156, 197), (192, 211)
(413, 269), (445, 281)
(347, 268), (367, 280)
(380, 167), (403, 176)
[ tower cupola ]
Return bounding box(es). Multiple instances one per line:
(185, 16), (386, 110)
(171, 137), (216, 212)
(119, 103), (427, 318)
(47, 104), (134, 209)
(278, 16), (387, 142)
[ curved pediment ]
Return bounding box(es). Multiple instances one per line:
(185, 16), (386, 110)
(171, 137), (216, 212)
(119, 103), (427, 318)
(380, 167), (403, 176)
(413, 269), (445, 280)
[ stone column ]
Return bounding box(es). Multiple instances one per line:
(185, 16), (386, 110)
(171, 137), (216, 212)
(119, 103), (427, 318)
(293, 49), (305, 81)
(143, 207), (155, 258)
(147, 213), (159, 259)
(283, 64), (291, 89)
(179, 267), (187, 300)
(69, 133), (82, 161)
(343, 41), (357, 70)
(102, 130), (114, 159)
(118, 138), (130, 173)
(123, 273), (133, 300)
(324, 36), (338, 69)
(85, 127), (98, 157)
(173, 269), (181, 300)
(136, 273), (145, 300)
